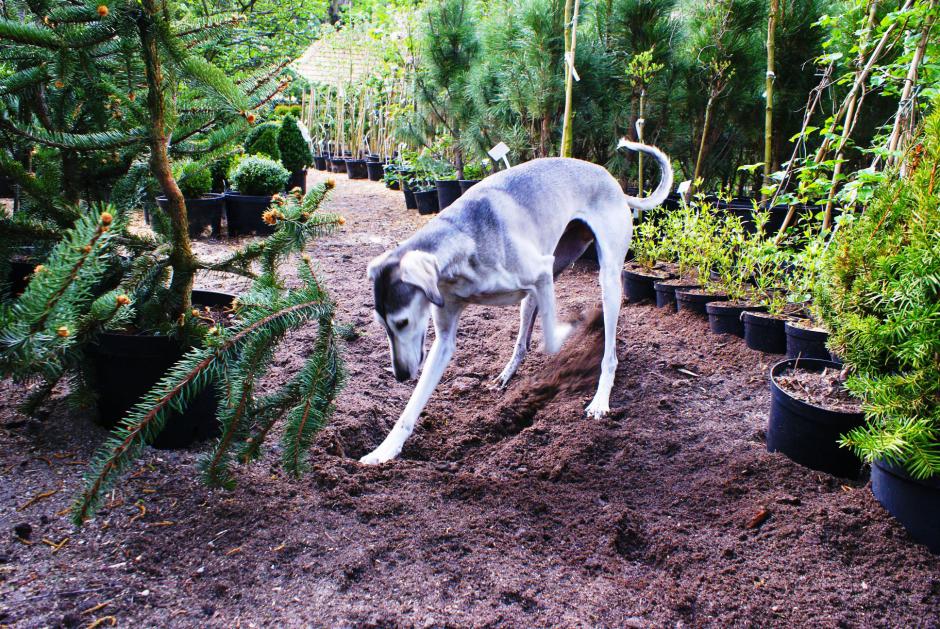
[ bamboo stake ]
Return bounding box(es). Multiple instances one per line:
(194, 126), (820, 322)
(560, 0), (581, 157)
(637, 89), (645, 196)
(883, 0), (936, 168)
(762, 0), (779, 205)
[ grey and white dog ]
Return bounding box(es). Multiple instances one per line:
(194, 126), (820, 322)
(361, 140), (673, 464)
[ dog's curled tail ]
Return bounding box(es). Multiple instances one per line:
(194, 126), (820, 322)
(618, 138), (674, 212)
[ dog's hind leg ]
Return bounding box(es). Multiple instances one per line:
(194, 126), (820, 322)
(585, 243), (625, 418)
(360, 303), (464, 465)
(493, 296), (537, 388)
(532, 272), (573, 355)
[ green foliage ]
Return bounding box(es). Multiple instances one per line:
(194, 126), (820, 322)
(274, 104), (304, 118)
(277, 115), (312, 173)
(817, 110), (940, 479)
(231, 155), (290, 196)
(173, 160), (213, 199)
(209, 148), (244, 191)
(245, 122), (282, 162)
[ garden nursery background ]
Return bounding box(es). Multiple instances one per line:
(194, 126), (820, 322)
(0, 0), (939, 626)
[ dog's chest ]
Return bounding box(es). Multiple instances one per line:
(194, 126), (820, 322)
(442, 265), (529, 306)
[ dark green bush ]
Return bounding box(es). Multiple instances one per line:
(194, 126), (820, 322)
(817, 108), (940, 480)
(245, 122), (282, 162)
(209, 149), (243, 192)
(278, 115), (313, 173)
(231, 155), (289, 196)
(172, 161), (212, 199)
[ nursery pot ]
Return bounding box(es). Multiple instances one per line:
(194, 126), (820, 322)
(743, 311), (789, 354)
(458, 179), (481, 193)
(414, 189), (440, 215)
(653, 280), (700, 312)
(871, 460), (940, 554)
(288, 169), (307, 194)
(156, 194), (225, 239)
(89, 289), (235, 449)
(403, 186), (417, 210)
(366, 154), (382, 163)
(622, 267), (671, 304)
(224, 193), (275, 237)
(329, 157), (347, 173)
(767, 358), (865, 479)
(366, 161), (385, 181)
(435, 180), (462, 210)
(706, 302), (766, 337)
(313, 155), (327, 171)
(345, 159), (368, 179)
(785, 320), (830, 360)
(675, 289), (727, 316)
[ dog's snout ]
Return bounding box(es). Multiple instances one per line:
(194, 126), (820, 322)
(393, 363), (411, 382)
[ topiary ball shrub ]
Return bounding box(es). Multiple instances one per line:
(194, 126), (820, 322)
(173, 160), (212, 199)
(245, 122), (281, 162)
(230, 155), (289, 196)
(277, 114), (312, 174)
(817, 109), (940, 480)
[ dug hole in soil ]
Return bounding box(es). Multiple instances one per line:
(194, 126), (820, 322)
(1, 170), (938, 627)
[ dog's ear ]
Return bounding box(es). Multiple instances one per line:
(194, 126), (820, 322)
(399, 250), (444, 307)
(367, 250), (393, 281)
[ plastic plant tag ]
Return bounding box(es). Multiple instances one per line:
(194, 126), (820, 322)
(488, 142), (511, 169)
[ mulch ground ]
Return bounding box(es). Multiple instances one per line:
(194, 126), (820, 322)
(1, 171), (938, 628)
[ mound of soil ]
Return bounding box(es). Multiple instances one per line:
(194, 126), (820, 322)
(1, 171), (938, 628)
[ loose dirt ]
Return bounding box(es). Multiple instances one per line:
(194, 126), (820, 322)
(1, 171), (937, 628)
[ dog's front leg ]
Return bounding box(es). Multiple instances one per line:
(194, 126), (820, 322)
(360, 304), (463, 465)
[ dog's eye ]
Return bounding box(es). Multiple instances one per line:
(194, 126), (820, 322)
(395, 319), (409, 330)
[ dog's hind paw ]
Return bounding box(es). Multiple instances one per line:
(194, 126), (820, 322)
(584, 399), (610, 418)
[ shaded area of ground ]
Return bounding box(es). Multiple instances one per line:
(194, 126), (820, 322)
(1, 171), (938, 627)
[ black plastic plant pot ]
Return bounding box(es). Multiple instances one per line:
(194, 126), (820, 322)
(414, 189), (440, 215)
(89, 289), (234, 449)
(706, 302), (766, 337)
(653, 281), (700, 312)
(329, 158), (347, 173)
(622, 268), (670, 304)
(871, 460), (940, 554)
(224, 193), (275, 237)
(313, 156), (327, 171)
(768, 358), (865, 479)
(435, 180), (462, 210)
(366, 154), (382, 163)
(743, 311), (788, 354)
(675, 289), (727, 316)
(785, 320), (830, 360)
(366, 161), (385, 181)
(345, 159), (368, 179)
(387, 179), (401, 191)
(155, 194), (225, 239)
(458, 179), (481, 193)
(403, 187), (417, 210)
(288, 169), (307, 194)
(7, 260), (35, 296)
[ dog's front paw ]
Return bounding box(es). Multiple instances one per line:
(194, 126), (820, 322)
(359, 447), (397, 465)
(585, 399), (610, 418)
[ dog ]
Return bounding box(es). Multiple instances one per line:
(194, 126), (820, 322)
(360, 140), (673, 465)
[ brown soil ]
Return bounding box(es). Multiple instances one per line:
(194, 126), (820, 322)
(776, 366), (862, 414)
(2, 171), (938, 627)
(683, 288), (728, 298)
(623, 263), (670, 280)
(658, 278), (700, 288)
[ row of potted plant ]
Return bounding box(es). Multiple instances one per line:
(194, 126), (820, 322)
(624, 183), (938, 553)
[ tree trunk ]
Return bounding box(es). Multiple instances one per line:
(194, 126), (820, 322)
(692, 94), (716, 193)
(560, 0), (581, 158)
(139, 1), (195, 317)
(762, 0), (778, 205)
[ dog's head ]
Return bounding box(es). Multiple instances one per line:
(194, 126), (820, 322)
(368, 250), (443, 382)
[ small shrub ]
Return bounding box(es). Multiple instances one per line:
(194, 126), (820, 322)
(278, 115), (312, 173)
(231, 155), (289, 196)
(817, 110), (940, 479)
(245, 122), (281, 162)
(172, 160), (212, 199)
(209, 149), (244, 192)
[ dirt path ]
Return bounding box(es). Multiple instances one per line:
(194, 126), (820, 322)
(1, 171), (938, 628)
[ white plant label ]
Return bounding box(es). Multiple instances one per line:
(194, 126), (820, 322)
(488, 142), (511, 169)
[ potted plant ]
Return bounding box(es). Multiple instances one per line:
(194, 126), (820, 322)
(245, 121), (282, 162)
(412, 179), (440, 215)
(458, 160), (485, 193)
(654, 202), (702, 311)
(156, 160), (225, 239)
(623, 211), (673, 303)
(783, 231), (831, 360)
(705, 209), (771, 336)
(767, 357), (865, 478)
(278, 114), (313, 193)
(675, 201), (730, 316)
(816, 116), (940, 551)
(226, 156), (290, 237)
